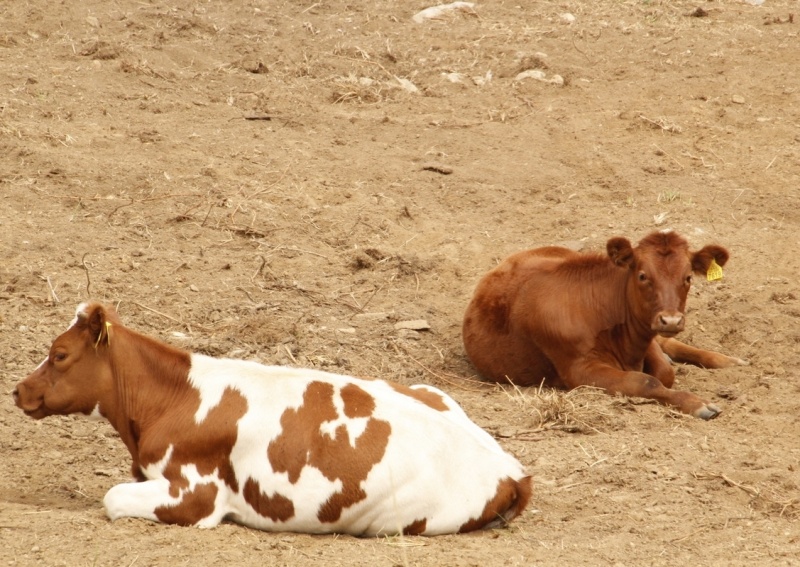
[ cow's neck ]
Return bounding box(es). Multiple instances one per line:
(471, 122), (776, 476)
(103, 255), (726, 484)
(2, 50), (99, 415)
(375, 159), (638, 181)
(618, 313), (657, 368)
(101, 327), (192, 470)
(619, 275), (658, 367)
(594, 269), (656, 369)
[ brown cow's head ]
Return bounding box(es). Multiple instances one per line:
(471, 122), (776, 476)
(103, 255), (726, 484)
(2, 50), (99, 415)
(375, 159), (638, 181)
(13, 302), (119, 420)
(607, 231), (729, 337)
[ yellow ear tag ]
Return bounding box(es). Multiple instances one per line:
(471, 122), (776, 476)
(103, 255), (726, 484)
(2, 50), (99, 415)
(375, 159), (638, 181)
(706, 258), (723, 282)
(94, 321), (113, 348)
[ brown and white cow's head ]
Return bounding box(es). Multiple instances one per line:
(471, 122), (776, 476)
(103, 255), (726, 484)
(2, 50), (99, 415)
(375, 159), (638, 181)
(607, 231), (729, 337)
(13, 302), (119, 419)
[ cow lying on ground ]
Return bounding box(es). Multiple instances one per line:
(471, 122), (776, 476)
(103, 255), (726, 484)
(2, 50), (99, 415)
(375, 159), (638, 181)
(462, 231), (747, 420)
(13, 302), (531, 536)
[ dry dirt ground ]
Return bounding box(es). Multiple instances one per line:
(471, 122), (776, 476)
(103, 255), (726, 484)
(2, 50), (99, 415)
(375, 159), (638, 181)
(1, 0), (799, 565)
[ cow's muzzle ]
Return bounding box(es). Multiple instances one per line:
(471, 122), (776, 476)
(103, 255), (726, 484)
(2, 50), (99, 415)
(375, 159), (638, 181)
(12, 384), (46, 418)
(653, 312), (685, 337)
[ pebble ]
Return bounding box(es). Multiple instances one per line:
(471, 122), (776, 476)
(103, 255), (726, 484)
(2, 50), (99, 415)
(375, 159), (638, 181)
(732, 95), (746, 104)
(442, 72), (466, 83)
(396, 329), (421, 340)
(515, 70), (564, 86)
(412, 2), (475, 24)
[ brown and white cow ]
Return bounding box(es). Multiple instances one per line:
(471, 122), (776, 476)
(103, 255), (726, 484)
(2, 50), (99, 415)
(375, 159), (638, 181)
(462, 231), (747, 420)
(14, 302), (531, 536)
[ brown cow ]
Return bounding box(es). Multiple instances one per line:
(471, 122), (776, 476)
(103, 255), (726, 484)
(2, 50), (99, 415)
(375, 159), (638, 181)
(14, 302), (531, 535)
(462, 231), (747, 419)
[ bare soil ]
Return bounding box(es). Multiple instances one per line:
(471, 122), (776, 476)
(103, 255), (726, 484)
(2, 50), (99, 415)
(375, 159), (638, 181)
(2, 0), (799, 565)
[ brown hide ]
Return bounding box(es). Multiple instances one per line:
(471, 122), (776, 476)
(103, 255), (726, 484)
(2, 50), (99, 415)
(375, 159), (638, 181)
(462, 231), (745, 419)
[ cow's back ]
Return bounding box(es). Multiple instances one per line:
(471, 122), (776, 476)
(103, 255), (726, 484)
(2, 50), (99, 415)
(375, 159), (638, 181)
(463, 246), (595, 387)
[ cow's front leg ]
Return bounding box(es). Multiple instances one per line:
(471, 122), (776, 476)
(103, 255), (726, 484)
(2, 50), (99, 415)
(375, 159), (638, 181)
(565, 360), (721, 420)
(104, 478), (224, 527)
(655, 336), (748, 369)
(643, 339), (675, 388)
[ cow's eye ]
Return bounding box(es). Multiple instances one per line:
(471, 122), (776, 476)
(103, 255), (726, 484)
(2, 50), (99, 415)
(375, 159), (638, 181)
(638, 272), (648, 282)
(685, 275), (693, 285)
(53, 353), (67, 363)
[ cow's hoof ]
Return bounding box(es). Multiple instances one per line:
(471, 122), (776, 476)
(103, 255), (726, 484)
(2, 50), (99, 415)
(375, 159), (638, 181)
(695, 403), (722, 420)
(718, 355), (749, 368)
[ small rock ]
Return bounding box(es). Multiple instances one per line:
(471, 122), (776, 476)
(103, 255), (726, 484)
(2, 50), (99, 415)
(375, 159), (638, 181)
(494, 427), (519, 438)
(396, 329), (421, 340)
(515, 70), (564, 86)
(442, 72), (466, 83)
(412, 2), (476, 24)
(516, 69), (547, 81)
(560, 12), (576, 24)
(731, 95), (746, 104)
(394, 319), (430, 331)
(189, 284), (199, 292)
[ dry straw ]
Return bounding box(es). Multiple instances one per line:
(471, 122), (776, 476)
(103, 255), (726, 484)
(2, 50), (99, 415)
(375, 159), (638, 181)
(501, 381), (619, 436)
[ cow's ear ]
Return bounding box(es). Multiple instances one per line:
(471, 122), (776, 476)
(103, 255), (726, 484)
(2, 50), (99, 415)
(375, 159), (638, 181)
(85, 303), (112, 348)
(607, 237), (634, 267)
(691, 244), (729, 274)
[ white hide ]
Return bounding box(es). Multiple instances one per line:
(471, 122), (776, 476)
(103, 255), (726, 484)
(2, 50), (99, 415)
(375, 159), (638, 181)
(104, 477), (174, 522)
(71, 302), (90, 328)
(106, 355), (528, 536)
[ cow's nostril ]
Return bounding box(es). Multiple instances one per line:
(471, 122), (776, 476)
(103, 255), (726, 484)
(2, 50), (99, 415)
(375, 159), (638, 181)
(658, 314), (685, 328)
